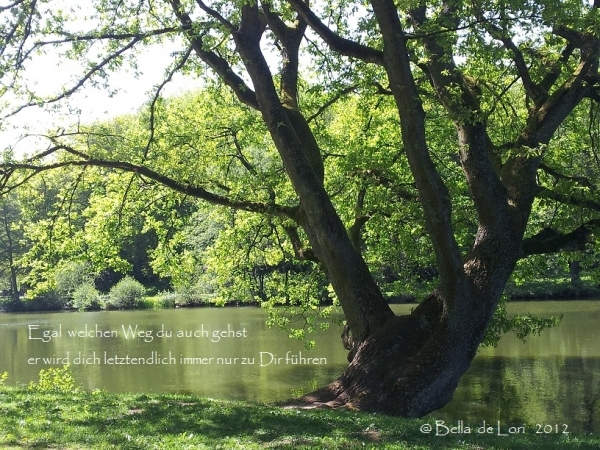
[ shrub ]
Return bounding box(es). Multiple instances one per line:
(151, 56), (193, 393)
(107, 276), (146, 309)
(150, 291), (177, 309)
(24, 289), (64, 311)
(72, 283), (102, 311)
(55, 261), (95, 300)
(28, 365), (77, 393)
(0, 296), (22, 312)
(0, 371), (7, 385)
(174, 285), (212, 307)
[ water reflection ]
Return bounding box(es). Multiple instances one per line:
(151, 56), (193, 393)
(434, 301), (600, 433)
(433, 355), (600, 433)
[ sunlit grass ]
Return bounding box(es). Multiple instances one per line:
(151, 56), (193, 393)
(1, 386), (598, 449)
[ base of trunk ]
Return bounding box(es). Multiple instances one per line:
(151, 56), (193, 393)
(282, 293), (490, 417)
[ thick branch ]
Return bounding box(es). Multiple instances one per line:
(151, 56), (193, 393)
(518, 36), (600, 147)
(371, 0), (465, 305)
(232, 2), (394, 342)
(409, 4), (511, 230)
(521, 219), (600, 257)
(194, 0), (235, 31)
(282, 225), (319, 263)
(348, 187), (370, 251)
(285, 0), (384, 64)
(168, 0), (259, 109)
(261, 2), (306, 109)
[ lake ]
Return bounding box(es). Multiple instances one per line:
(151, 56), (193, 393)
(1, 300), (599, 433)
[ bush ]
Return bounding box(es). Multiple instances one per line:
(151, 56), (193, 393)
(24, 289), (65, 311)
(150, 291), (177, 309)
(174, 285), (213, 307)
(72, 283), (102, 311)
(55, 261), (95, 301)
(107, 276), (146, 309)
(28, 365), (77, 393)
(0, 295), (22, 312)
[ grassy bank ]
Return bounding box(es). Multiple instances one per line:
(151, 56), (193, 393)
(0, 387), (598, 449)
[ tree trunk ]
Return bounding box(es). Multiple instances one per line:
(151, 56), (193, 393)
(288, 227), (524, 416)
(1, 202), (19, 303)
(569, 260), (582, 289)
(291, 292), (492, 416)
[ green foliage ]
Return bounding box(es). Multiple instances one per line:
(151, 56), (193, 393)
(28, 365), (77, 393)
(23, 289), (65, 312)
(0, 371), (7, 385)
(149, 291), (177, 309)
(173, 285), (213, 307)
(0, 0), (596, 355)
(54, 261), (95, 301)
(107, 276), (146, 310)
(71, 283), (102, 311)
(482, 296), (563, 348)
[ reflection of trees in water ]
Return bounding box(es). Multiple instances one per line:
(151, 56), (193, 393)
(435, 356), (600, 433)
(581, 357), (600, 432)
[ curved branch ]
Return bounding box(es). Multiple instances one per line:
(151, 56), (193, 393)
(194, 0), (235, 31)
(537, 186), (600, 212)
(30, 26), (186, 46)
(167, 0), (259, 109)
(0, 147), (296, 218)
(539, 163), (597, 190)
(0, 0), (24, 12)
(143, 45), (193, 160)
(477, 16), (545, 105)
(285, 0), (384, 64)
(3, 35), (143, 120)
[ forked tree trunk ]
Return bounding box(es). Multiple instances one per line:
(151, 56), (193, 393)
(294, 292), (492, 416)
(289, 230), (523, 416)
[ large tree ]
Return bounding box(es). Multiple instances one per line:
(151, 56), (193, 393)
(1, 0), (599, 416)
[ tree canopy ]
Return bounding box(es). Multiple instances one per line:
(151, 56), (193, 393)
(0, 0), (599, 417)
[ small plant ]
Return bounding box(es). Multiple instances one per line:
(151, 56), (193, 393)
(28, 365), (77, 393)
(72, 283), (102, 311)
(0, 371), (7, 385)
(108, 276), (146, 309)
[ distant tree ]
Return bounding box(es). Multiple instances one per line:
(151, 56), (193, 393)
(0, 193), (25, 303)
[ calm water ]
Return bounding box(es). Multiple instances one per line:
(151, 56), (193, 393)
(1, 301), (599, 432)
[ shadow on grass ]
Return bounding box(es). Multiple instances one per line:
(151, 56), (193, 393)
(1, 389), (599, 449)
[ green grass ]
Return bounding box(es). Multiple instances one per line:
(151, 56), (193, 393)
(0, 387), (598, 449)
